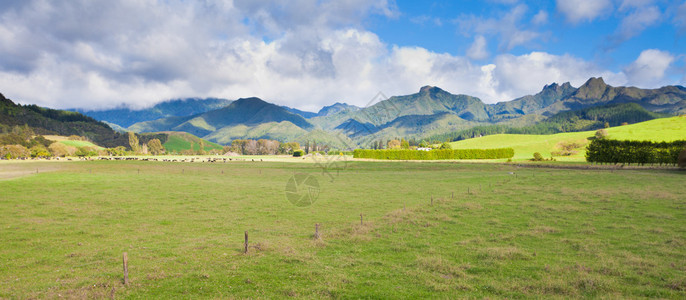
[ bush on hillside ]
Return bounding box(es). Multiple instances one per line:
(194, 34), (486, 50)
(532, 152), (544, 161)
(293, 149), (304, 157)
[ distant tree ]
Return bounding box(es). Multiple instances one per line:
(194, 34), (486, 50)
(147, 139), (165, 155)
(621, 122), (629, 126)
(679, 147), (686, 169)
(400, 138), (410, 149)
(75, 146), (98, 157)
(106, 146), (126, 156)
(388, 139), (401, 149)
(293, 149), (304, 157)
(128, 132), (140, 153)
(603, 122), (610, 128)
(595, 129), (608, 139)
(440, 142), (452, 149)
(197, 140), (205, 155)
(532, 152), (544, 161)
(30, 145), (51, 158)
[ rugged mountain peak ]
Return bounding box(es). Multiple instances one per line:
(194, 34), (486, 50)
(317, 102), (360, 117)
(419, 85), (435, 93)
(234, 97), (266, 104)
(543, 82), (559, 90)
(542, 82), (574, 92)
(582, 77), (608, 89)
(573, 77), (611, 100)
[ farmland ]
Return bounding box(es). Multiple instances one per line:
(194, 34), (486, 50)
(449, 116), (686, 161)
(1, 159), (684, 298)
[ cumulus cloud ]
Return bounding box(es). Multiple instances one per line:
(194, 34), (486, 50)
(623, 49), (674, 87)
(532, 10), (548, 25)
(466, 35), (489, 60)
(556, 0), (613, 24)
(491, 52), (625, 101)
(611, 5), (661, 45)
(456, 4), (543, 51)
(0, 0), (680, 112)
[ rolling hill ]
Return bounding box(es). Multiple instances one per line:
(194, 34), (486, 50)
(129, 98), (314, 144)
(75, 98), (232, 128)
(0, 93), (130, 148)
(160, 132), (223, 153)
(448, 116), (686, 161)
(55, 77), (686, 148)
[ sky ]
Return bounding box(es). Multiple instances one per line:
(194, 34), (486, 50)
(0, 0), (684, 112)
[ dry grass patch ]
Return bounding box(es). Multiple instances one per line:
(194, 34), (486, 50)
(477, 246), (530, 261)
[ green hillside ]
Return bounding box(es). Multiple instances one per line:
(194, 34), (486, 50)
(76, 98), (232, 128)
(0, 93), (130, 148)
(162, 132), (223, 153)
(449, 116), (686, 161)
(204, 121), (309, 145)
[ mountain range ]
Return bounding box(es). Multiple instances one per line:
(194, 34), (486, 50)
(44, 77), (686, 148)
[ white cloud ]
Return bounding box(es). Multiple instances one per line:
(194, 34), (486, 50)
(466, 35), (489, 60)
(491, 52), (625, 102)
(532, 10), (548, 25)
(456, 4), (542, 51)
(613, 5), (661, 43)
(623, 49), (674, 87)
(556, 0), (613, 24)
(675, 2), (686, 32)
(0, 0), (680, 113)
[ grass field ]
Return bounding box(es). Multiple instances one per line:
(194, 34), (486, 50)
(162, 132), (223, 153)
(44, 135), (104, 149)
(0, 160), (684, 298)
(449, 116), (686, 161)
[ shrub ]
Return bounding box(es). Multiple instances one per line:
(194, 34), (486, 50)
(30, 145), (51, 158)
(293, 149), (304, 157)
(0, 145), (30, 159)
(532, 152), (544, 161)
(595, 129), (608, 140)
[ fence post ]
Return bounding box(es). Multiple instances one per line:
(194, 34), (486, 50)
(244, 231), (249, 254)
(314, 223), (320, 240)
(122, 252), (129, 286)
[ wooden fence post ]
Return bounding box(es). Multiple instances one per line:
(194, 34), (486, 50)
(122, 252), (129, 286)
(244, 231), (249, 254)
(360, 214), (363, 225)
(314, 223), (320, 239)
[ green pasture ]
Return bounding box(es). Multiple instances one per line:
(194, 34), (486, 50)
(0, 160), (684, 298)
(58, 140), (104, 149)
(449, 116), (686, 161)
(162, 134), (223, 153)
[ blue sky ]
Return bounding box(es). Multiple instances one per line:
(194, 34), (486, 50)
(370, 0), (684, 76)
(0, 0), (684, 111)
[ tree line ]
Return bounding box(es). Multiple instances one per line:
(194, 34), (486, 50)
(353, 148), (514, 160)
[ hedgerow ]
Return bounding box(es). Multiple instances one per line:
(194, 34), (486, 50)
(353, 148), (514, 160)
(585, 139), (686, 166)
